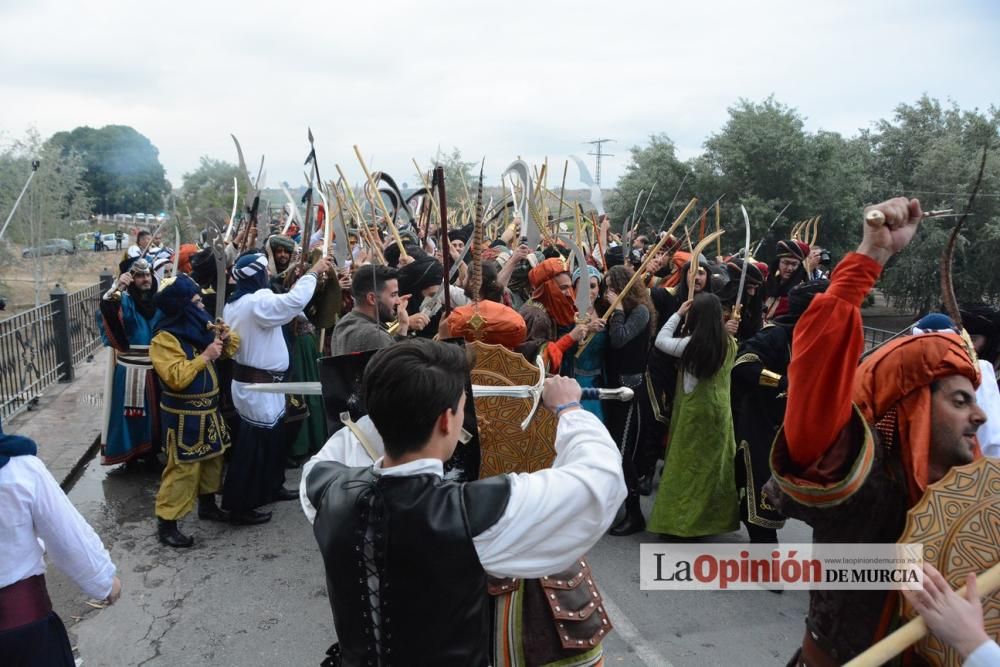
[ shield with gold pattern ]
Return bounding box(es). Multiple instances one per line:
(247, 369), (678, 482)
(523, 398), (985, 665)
(899, 457), (1000, 667)
(469, 340), (557, 478)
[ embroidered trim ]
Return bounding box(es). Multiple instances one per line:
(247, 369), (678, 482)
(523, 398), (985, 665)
(768, 404), (875, 507)
(739, 439), (785, 530)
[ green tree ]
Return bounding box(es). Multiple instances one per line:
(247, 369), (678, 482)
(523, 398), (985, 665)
(0, 129), (93, 304)
(423, 147), (476, 211)
(605, 134), (689, 240)
(862, 97), (1000, 311)
(180, 156), (247, 216)
(48, 125), (169, 214)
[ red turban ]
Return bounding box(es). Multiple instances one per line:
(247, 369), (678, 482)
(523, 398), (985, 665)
(853, 332), (980, 505)
(528, 258), (576, 327)
(177, 243), (199, 276)
(446, 301), (527, 349)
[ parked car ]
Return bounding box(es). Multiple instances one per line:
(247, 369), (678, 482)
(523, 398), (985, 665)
(21, 239), (76, 257)
(101, 233), (131, 250)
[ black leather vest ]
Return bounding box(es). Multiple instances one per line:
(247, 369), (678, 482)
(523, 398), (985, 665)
(307, 462), (511, 666)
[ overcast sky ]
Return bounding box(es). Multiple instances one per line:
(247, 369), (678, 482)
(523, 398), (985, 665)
(2, 0), (998, 195)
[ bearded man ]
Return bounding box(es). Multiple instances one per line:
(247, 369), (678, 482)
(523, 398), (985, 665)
(149, 275), (239, 547)
(98, 258), (163, 464)
(763, 198), (988, 665)
(516, 257), (591, 373)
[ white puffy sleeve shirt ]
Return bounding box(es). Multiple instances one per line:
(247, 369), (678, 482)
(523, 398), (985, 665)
(225, 274), (317, 427)
(0, 456), (116, 600)
(301, 409), (626, 578)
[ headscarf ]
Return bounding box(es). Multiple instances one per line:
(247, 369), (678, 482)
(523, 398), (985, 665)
(447, 301), (527, 349)
(572, 265), (602, 284)
(152, 256), (172, 281)
(229, 253), (270, 303)
(528, 257), (576, 327)
(0, 416), (37, 470)
(399, 256), (444, 316)
(398, 256), (443, 297)
(154, 275), (216, 349)
(853, 332), (981, 506)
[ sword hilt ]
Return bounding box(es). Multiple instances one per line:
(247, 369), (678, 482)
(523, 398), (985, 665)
(580, 387), (634, 402)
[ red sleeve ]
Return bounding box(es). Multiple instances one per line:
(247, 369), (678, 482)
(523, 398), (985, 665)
(544, 334), (577, 372)
(784, 253), (882, 467)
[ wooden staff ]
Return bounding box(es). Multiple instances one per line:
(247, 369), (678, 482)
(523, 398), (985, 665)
(352, 145), (407, 258)
(698, 207), (707, 242)
(577, 198), (698, 356)
(844, 561), (1000, 667)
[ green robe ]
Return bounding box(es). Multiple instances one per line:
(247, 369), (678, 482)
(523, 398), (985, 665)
(648, 337), (740, 537)
(288, 332), (327, 459)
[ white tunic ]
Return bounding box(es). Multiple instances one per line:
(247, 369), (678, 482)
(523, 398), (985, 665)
(0, 456), (116, 599)
(300, 409), (626, 579)
(224, 274), (317, 427)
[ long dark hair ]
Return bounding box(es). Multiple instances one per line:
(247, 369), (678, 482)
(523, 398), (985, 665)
(680, 293), (728, 379)
(606, 265), (657, 335)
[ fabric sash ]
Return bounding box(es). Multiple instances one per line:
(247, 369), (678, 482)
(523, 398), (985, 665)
(116, 345), (152, 416)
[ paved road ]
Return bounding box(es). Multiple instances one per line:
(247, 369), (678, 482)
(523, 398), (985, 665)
(54, 458), (809, 667)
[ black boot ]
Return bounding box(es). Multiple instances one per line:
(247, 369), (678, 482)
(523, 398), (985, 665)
(198, 494), (230, 523)
(609, 494), (645, 536)
(230, 509), (272, 525)
(637, 474), (654, 496)
(271, 486), (299, 502)
(157, 518), (194, 548)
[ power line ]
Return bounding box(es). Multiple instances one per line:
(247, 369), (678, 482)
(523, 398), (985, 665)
(586, 139), (615, 187)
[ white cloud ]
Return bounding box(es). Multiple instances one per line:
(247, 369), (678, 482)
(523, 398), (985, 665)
(2, 0), (997, 199)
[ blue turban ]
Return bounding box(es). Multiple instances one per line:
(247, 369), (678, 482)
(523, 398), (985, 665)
(229, 253), (270, 303)
(154, 275), (216, 349)
(0, 416), (37, 470)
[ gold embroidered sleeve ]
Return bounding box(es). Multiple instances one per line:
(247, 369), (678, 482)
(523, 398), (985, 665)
(222, 330), (240, 359)
(150, 331), (207, 392)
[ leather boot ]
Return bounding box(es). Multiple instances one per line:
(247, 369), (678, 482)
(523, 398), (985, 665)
(230, 509), (272, 525)
(157, 518), (194, 548)
(198, 494), (230, 523)
(609, 494), (645, 536)
(637, 474), (654, 496)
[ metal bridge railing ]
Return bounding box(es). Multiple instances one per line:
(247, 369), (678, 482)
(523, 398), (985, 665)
(0, 273), (112, 422)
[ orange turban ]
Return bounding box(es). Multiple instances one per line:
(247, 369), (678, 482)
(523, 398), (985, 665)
(527, 258), (576, 327)
(177, 243), (199, 276)
(852, 332), (980, 505)
(447, 301), (527, 350)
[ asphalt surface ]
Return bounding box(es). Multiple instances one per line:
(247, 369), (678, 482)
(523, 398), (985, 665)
(54, 458), (810, 667)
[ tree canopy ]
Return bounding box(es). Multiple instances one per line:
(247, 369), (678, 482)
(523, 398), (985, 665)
(607, 94), (999, 311)
(48, 125), (170, 215)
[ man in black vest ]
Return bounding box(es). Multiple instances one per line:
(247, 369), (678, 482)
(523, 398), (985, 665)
(305, 339), (625, 666)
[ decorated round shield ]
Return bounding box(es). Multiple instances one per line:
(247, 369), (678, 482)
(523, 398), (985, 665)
(469, 341), (556, 478)
(899, 457), (1000, 666)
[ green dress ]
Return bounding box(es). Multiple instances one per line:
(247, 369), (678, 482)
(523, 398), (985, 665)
(648, 337), (739, 537)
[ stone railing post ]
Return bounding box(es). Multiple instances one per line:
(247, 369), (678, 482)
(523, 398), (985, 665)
(50, 284), (75, 382)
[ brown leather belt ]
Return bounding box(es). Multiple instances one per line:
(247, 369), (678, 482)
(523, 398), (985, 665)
(233, 363), (286, 384)
(0, 575), (52, 631)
